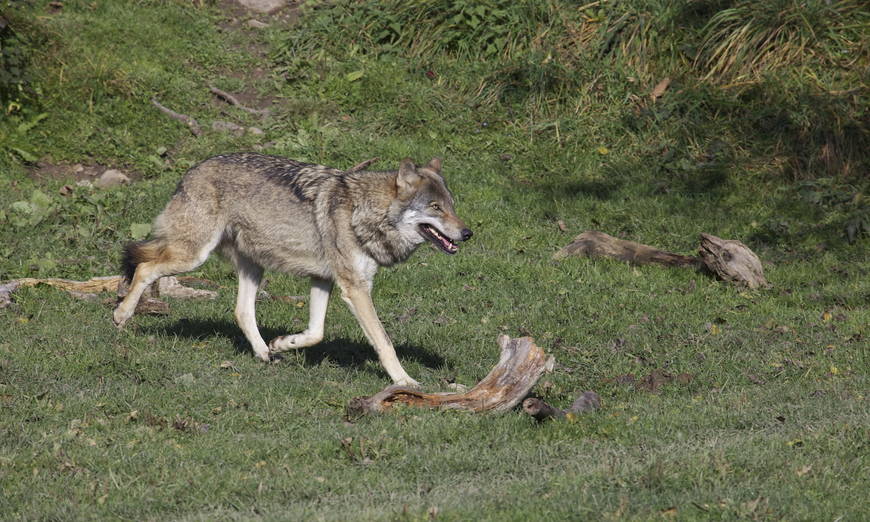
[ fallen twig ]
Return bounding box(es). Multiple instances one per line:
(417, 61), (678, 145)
(344, 157), (379, 174)
(347, 335), (554, 417)
(151, 98), (203, 137)
(209, 85), (270, 117)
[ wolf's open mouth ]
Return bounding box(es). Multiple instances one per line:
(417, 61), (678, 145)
(419, 224), (458, 254)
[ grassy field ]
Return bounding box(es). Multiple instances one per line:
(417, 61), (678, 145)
(1, 1), (868, 520)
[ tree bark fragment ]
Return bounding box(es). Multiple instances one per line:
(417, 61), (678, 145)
(347, 335), (554, 417)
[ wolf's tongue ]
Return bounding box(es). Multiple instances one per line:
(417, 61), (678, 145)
(423, 224), (457, 253)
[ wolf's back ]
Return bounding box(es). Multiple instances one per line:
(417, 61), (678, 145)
(186, 153), (342, 203)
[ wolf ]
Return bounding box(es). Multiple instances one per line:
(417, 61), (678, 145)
(112, 153), (472, 386)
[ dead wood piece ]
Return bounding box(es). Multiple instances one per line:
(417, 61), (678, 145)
(554, 230), (700, 268)
(347, 335), (554, 417)
(698, 233), (768, 289)
(9, 275), (123, 294)
(344, 157), (379, 174)
(523, 391), (601, 422)
(0, 275), (218, 308)
(151, 98), (202, 137)
(209, 85), (270, 117)
(136, 297), (170, 315)
(157, 276), (218, 300)
(555, 230), (768, 288)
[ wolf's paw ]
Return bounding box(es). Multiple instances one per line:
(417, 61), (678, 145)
(269, 331), (322, 353)
(393, 376), (421, 388)
(253, 347), (271, 362)
(112, 308), (129, 329)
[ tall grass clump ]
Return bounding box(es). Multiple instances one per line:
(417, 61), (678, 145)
(271, 0), (589, 111)
(695, 0), (868, 83)
(271, 0), (868, 242)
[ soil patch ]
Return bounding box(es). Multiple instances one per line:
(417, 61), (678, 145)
(28, 161), (106, 183)
(27, 160), (140, 185)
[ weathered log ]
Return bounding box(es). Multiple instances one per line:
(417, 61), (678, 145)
(554, 230), (768, 288)
(522, 391), (601, 422)
(553, 230), (701, 268)
(0, 275), (217, 310)
(347, 335), (554, 417)
(3, 275), (122, 295)
(698, 233), (768, 289)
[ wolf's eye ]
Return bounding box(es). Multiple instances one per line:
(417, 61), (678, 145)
(429, 202), (442, 212)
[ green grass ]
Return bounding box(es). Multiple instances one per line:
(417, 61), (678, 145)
(1, 0), (868, 520)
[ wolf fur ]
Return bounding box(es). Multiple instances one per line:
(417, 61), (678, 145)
(113, 153), (472, 386)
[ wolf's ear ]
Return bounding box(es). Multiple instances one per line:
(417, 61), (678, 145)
(425, 157), (442, 174)
(397, 158), (422, 197)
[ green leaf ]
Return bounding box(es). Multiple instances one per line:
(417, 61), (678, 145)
(345, 70), (364, 82)
(30, 190), (52, 209)
(130, 223), (152, 240)
(11, 201), (33, 214)
(10, 147), (37, 163)
(16, 113), (48, 134)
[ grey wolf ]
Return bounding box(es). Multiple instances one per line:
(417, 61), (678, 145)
(113, 153), (472, 386)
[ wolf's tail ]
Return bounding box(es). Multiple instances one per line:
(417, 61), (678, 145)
(121, 240), (165, 283)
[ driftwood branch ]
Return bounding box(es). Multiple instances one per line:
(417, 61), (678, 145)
(0, 275), (217, 310)
(347, 335), (554, 417)
(555, 230), (768, 289)
(344, 157), (379, 174)
(208, 85), (270, 117)
(698, 233), (767, 289)
(151, 98), (203, 136)
(554, 230), (700, 267)
(523, 391), (601, 422)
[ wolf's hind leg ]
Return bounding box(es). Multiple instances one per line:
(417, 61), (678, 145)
(231, 255), (271, 361)
(269, 277), (332, 353)
(113, 233), (221, 327)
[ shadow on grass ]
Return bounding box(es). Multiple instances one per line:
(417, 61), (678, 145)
(143, 318), (446, 371)
(538, 178), (624, 201)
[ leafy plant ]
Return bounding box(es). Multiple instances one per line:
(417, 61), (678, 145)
(9, 188), (54, 227)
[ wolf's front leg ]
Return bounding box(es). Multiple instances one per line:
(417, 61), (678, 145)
(233, 258), (271, 361)
(269, 278), (333, 353)
(338, 282), (419, 387)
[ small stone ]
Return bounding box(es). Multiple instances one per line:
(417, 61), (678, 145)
(247, 127), (265, 135)
(94, 169), (130, 189)
(212, 120), (245, 136)
(245, 19), (269, 29)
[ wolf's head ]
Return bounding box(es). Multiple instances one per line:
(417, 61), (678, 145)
(395, 158), (472, 255)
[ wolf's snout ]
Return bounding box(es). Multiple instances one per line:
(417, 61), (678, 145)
(461, 228), (473, 241)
